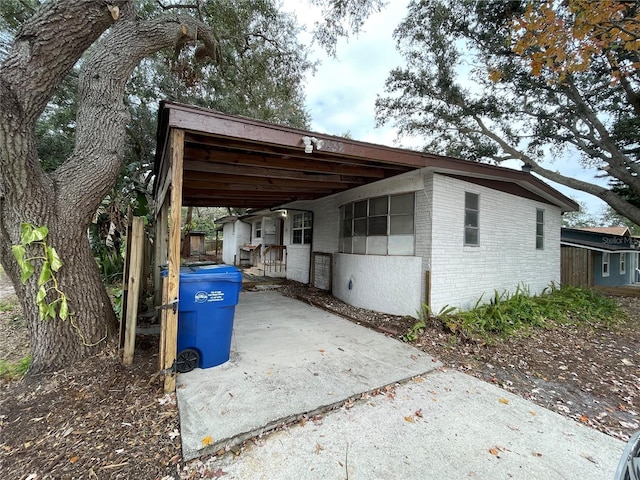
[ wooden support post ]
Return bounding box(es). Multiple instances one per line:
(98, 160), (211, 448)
(154, 200), (169, 306)
(118, 214), (133, 349)
(122, 217), (145, 366)
(164, 129), (184, 393)
(158, 275), (168, 370)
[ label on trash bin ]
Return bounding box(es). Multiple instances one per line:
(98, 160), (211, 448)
(194, 290), (225, 303)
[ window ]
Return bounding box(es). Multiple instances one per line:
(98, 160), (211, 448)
(536, 209), (544, 250)
(339, 192), (415, 255)
(254, 221), (262, 239)
(464, 192), (479, 246)
(603, 252), (610, 277)
(620, 253), (626, 275)
(292, 212), (312, 244)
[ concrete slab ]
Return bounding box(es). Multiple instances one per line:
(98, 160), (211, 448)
(209, 369), (625, 480)
(176, 291), (439, 460)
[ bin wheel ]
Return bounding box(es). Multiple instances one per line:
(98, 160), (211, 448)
(176, 349), (200, 373)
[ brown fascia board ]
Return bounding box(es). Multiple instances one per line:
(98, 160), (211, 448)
(158, 101), (579, 212)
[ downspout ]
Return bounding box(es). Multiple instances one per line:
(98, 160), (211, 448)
(271, 207), (314, 285)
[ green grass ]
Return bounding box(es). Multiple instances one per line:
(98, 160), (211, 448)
(0, 299), (18, 312)
(404, 284), (625, 343)
(0, 356), (31, 379)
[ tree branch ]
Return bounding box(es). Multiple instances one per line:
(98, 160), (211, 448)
(156, 0), (204, 20)
(53, 10), (220, 222)
(0, 0), (127, 124)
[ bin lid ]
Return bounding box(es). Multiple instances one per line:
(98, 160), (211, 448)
(160, 264), (243, 283)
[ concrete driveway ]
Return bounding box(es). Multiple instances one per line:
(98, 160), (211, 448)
(176, 290), (624, 478)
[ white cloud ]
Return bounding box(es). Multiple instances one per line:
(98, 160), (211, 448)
(283, 0), (607, 216)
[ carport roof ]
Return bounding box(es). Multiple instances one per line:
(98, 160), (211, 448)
(153, 101), (579, 212)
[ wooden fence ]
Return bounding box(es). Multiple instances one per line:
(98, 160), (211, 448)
(561, 246), (593, 287)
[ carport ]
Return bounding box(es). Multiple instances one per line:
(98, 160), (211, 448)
(151, 101), (576, 392)
(152, 101), (435, 392)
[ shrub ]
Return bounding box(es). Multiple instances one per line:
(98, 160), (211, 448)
(404, 284), (625, 343)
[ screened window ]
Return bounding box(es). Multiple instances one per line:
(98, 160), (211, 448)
(620, 253), (626, 275)
(292, 212), (312, 245)
(339, 192), (415, 255)
(464, 192), (479, 246)
(254, 221), (262, 239)
(603, 252), (610, 277)
(536, 209), (544, 250)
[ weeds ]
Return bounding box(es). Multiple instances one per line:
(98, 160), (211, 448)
(404, 284), (625, 343)
(0, 299), (17, 313)
(0, 356), (31, 379)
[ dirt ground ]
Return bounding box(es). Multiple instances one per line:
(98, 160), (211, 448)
(1, 276), (639, 479)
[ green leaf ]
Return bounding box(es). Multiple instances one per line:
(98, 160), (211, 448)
(47, 246), (63, 272)
(38, 302), (46, 320)
(20, 262), (35, 284)
(59, 297), (69, 320)
(11, 244), (26, 265)
(38, 263), (52, 286)
(36, 286), (47, 304)
(45, 303), (56, 320)
(133, 193), (149, 216)
(32, 226), (49, 242)
(20, 223), (34, 245)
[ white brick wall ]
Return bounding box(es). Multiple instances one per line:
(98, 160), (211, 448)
(286, 245), (311, 283)
(279, 170), (563, 316)
(333, 253), (423, 316)
(429, 174), (561, 311)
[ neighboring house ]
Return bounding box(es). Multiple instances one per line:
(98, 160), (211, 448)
(561, 227), (640, 287)
(221, 166), (575, 315)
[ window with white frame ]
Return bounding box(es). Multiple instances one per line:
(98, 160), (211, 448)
(620, 253), (626, 275)
(339, 192), (415, 255)
(254, 221), (262, 239)
(292, 212), (312, 244)
(536, 209), (544, 250)
(464, 192), (479, 246)
(603, 252), (610, 277)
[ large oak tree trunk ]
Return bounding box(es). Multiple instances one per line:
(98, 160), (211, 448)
(0, 0), (219, 374)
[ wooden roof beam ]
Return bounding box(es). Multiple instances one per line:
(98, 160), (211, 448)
(182, 146), (392, 178)
(183, 159), (365, 184)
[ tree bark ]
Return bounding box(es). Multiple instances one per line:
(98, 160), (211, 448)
(0, 0), (219, 374)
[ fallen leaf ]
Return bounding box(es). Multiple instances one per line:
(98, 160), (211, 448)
(70, 456), (80, 463)
(202, 436), (213, 447)
(530, 411), (536, 416)
(404, 416), (415, 423)
(319, 349), (325, 353)
(499, 398), (509, 405)
(315, 442), (324, 454)
(580, 415), (589, 424)
(533, 452), (543, 457)
(205, 468), (228, 478)
(489, 448), (499, 456)
(620, 420), (640, 429)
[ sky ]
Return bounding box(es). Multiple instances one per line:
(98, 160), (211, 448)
(281, 0), (610, 219)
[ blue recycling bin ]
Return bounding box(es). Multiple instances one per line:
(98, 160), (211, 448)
(162, 264), (243, 372)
